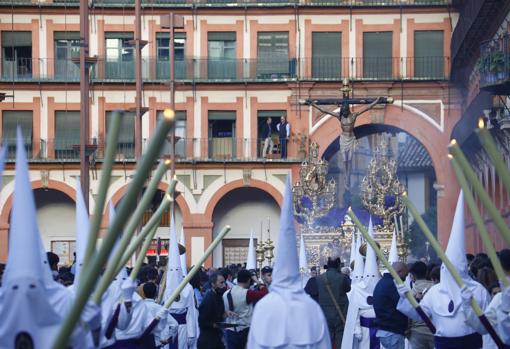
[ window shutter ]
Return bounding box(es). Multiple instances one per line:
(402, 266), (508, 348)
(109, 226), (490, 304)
(208, 111), (236, 120)
(363, 31), (392, 79)
(55, 111), (80, 148)
(2, 111), (32, 143)
(1, 32), (32, 47)
(208, 32), (236, 42)
(414, 31), (444, 78)
(54, 32), (80, 40)
(106, 111), (135, 143)
(312, 32), (342, 79)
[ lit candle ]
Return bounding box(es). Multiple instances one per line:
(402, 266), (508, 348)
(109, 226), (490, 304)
(52, 109), (176, 349)
(84, 110), (123, 264)
(476, 118), (510, 196)
(92, 162), (173, 304)
(449, 155), (509, 288)
(347, 208), (436, 333)
(449, 140), (510, 246)
(401, 195), (487, 316)
(267, 217), (270, 240)
(130, 224), (159, 281)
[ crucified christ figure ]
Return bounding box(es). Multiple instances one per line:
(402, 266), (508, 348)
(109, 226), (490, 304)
(301, 79), (393, 191)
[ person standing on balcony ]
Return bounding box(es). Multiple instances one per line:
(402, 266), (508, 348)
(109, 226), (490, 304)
(276, 116), (290, 159)
(261, 118), (273, 158)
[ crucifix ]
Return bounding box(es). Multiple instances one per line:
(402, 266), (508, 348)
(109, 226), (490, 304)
(300, 79), (393, 193)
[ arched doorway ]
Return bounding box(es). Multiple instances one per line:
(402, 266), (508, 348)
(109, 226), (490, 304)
(34, 188), (76, 266)
(211, 187), (280, 268)
(321, 125), (437, 259)
(142, 189), (183, 265)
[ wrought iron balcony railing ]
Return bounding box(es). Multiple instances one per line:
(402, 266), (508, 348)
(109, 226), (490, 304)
(6, 137), (307, 162)
(0, 56), (450, 83)
(2, 0), (450, 7)
(478, 34), (510, 94)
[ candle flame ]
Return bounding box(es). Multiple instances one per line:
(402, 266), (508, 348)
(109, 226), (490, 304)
(163, 108), (175, 120)
(450, 139), (457, 145)
(448, 154), (453, 159)
(478, 118), (484, 129)
(164, 159), (171, 166)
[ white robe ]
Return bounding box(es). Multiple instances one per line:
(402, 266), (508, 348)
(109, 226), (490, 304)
(247, 291), (331, 349)
(99, 282), (132, 348)
(144, 298), (178, 346)
(164, 283), (197, 349)
(341, 283), (378, 349)
(115, 294), (153, 341)
(462, 291), (510, 348)
(397, 282), (491, 338)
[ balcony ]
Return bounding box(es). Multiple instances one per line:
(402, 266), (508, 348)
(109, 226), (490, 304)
(0, 58), (80, 82)
(0, 56), (449, 83)
(44, 0), (450, 7)
(6, 137), (306, 162)
(478, 34), (510, 94)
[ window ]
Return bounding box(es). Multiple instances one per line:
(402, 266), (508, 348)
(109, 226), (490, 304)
(106, 111), (135, 158)
(157, 111), (186, 158)
(414, 31), (444, 79)
(54, 32), (80, 80)
(257, 110), (285, 157)
(2, 110), (33, 158)
(208, 111), (236, 159)
(105, 32), (134, 79)
(2, 32), (32, 79)
(363, 32), (392, 79)
(207, 32), (237, 79)
(257, 32), (293, 79)
(51, 240), (76, 266)
(156, 32), (186, 79)
(312, 32), (342, 79)
(55, 111), (80, 159)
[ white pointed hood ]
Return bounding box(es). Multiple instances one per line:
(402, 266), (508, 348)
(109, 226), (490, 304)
(246, 230), (257, 270)
(351, 231), (364, 285)
(179, 226), (187, 276)
(388, 228), (399, 264)
(438, 190), (478, 316)
(247, 176), (330, 349)
(362, 217), (380, 290)
(0, 128), (61, 348)
(270, 176), (301, 295)
(353, 217), (381, 310)
(74, 178), (90, 285)
(165, 211), (183, 295)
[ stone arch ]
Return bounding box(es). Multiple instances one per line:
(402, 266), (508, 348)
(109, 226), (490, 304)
(0, 179), (77, 262)
(107, 182), (192, 228)
(204, 179), (283, 223)
(309, 105), (458, 247)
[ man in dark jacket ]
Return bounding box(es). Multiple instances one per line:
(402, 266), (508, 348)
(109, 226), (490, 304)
(317, 254), (351, 348)
(373, 262), (409, 349)
(197, 272), (226, 349)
